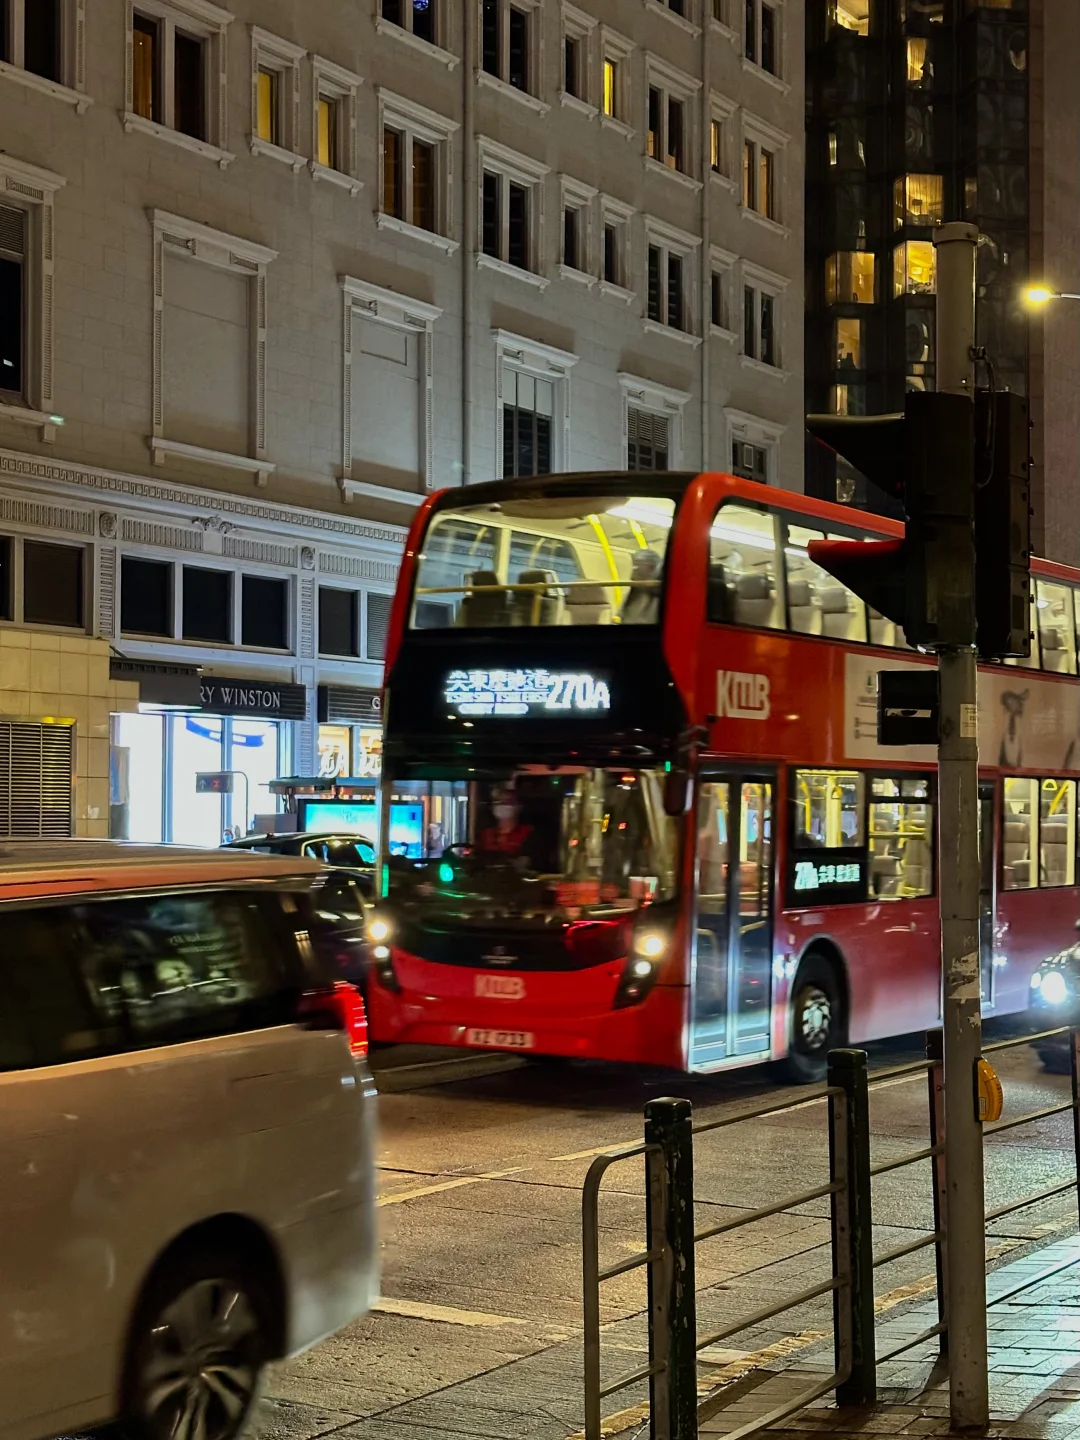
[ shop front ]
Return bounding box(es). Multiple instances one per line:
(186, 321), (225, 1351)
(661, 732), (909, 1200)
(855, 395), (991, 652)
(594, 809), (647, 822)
(317, 685), (383, 782)
(110, 669), (306, 846)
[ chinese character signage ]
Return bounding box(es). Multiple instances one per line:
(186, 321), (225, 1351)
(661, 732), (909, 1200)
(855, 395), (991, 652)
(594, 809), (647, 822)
(791, 852), (865, 901)
(444, 668), (612, 717)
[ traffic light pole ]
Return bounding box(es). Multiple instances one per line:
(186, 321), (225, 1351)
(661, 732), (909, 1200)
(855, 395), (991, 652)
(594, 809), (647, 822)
(934, 221), (989, 1432)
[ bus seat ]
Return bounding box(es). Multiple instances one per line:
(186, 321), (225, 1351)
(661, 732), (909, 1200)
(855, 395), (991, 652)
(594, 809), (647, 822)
(820, 586), (855, 638)
(733, 572), (777, 628)
(868, 608), (896, 646)
(565, 583), (612, 625)
(458, 570), (509, 627)
(871, 854), (903, 897)
(900, 836), (931, 895)
(512, 569), (561, 626)
(787, 579), (821, 634)
(1003, 817), (1032, 888)
(1041, 814), (1072, 885)
(1040, 627), (1069, 672)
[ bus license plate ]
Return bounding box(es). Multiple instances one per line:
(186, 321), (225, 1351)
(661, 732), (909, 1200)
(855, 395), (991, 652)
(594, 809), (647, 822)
(465, 1028), (535, 1051)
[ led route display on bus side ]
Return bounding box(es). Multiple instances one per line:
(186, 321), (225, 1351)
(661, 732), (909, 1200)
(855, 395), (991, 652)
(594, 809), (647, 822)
(444, 668), (612, 718)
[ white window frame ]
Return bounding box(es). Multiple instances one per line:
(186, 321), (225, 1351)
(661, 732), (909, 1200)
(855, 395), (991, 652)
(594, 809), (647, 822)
(339, 275), (443, 502)
(310, 56), (362, 194)
(725, 407), (784, 484)
(249, 26), (304, 170)
(495, 329), (578, 477)
(645, 0), (701, 40)
(645, 56), (703, 189)
(560, 2), (597, 115)
(377, 90), (460, 253)
(477, 137), (549, 288)
(0, 0), (89, 109)
(598, 194), (635, 301)
(477, 0), (549, 115)
(643, 215), (702, 347)
(558, 176), (597, 285)
(599, 25), (634, 137)
(709, 244), (737, 339)
(739, 260), (788, 375)
(123, 0), (233, 166)
(742, 0), (787, 91)
(741, 111), (789, 231)
(149, 208), (278, 485)
(0, 155), (65, 440)
(710, 0), (737, 39)
(709, 92), (737, 190)
(618, 373), (690, 471)
(120, 552), (294, 653)
(375, 0), (459, 68)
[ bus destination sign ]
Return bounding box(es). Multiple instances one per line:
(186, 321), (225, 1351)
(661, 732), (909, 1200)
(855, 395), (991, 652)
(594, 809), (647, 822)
(445, 668), (612, 718)
(793, 854), (865, 899)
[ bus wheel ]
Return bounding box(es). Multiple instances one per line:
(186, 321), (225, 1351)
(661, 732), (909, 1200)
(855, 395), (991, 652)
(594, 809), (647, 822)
(784, 956), (845, 1084)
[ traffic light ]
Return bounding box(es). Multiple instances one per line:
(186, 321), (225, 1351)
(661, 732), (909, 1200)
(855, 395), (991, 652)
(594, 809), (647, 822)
(974, 391), (1031, 660)
(805, 391), (976, 651)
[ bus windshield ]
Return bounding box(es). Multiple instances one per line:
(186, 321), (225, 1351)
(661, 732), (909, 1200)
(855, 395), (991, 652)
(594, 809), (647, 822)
(409, 494), (677, 629)
(385, 769), (680, 925)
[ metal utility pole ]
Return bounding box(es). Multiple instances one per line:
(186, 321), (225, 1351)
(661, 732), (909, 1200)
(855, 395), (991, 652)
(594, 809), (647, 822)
(934, 220), (989, 1432)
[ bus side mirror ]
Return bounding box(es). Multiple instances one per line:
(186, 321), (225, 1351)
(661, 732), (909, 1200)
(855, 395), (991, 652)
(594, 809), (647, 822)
(663, 771), (691, 817)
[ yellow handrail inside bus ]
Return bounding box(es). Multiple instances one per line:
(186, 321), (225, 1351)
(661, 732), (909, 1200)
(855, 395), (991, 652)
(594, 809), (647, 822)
(587, 514), (625, 609)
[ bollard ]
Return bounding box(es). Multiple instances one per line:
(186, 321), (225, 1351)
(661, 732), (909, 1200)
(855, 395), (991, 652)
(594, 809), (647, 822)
(645, 1097), (698, 1440)
(827, 1049), (876, 1407)
(926, 1028), (948, 1356)
(1071, 1027), (1080, 1236)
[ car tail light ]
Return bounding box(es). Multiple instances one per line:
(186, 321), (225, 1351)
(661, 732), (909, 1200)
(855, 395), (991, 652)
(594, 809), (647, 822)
(298, 981), (369, 1059)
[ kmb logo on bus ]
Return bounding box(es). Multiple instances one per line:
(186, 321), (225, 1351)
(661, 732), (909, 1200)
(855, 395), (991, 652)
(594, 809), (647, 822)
(716, 671), (771, 720)
(475, 975), (526, 1000)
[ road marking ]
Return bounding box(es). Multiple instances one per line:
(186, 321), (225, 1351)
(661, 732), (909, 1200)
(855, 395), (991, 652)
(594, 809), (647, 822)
(378, 1165), (527, 1206)
(373, 1296), (527, 1327)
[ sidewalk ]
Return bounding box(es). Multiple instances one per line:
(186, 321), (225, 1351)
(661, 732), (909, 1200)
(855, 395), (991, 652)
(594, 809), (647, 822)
(701, 1236), (1080, 1440)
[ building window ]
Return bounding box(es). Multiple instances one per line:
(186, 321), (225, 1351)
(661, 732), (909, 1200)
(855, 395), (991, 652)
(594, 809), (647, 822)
(893, 173), (945, 229)
(311, 57), (361, 188)
(627, 407), (669, 471)
(564, 35), (581, 96)
(181, 567), (232, 645)
(835, 317), (862, 369)
(892, 240), (936, 297)
(745, 0), (778, 74)
(23, 541), (84, 629)
(906, 35), (929, 86)
(503, 370), (553, 478)
(831, 0), (868, 34)
(0, 0), (80, 87)
(600, 28), (632, 125)
(742, 139), (775, 218)
(743, 285), (777, 365)
(249, 30), (304, 163)
(381, 0), (438, 45)
(826, 251), (875, 305)
(367, 594), (393, 662)
(0, 204), (25, 401)
(319, 586), (360, 658)
(646, 64), (699, 177)
(731, 439), (768, 483)
(478, 143), (547, 275)
(599, 198), (632, 290)
(378, 93), (456, 240)
(711, 270), (726, 328)
(645, 225), (697, 334)
(121, 557), (173, 638)
(240, 575), (288, 650)
(128, 1), (230, 148)
(482, 0), (539, 95)
(559, 178), (596, 276)
(563, 205), (582, 270)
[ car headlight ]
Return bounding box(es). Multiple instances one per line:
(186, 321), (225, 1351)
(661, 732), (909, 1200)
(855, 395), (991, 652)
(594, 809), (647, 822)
(1040, 970), (1070, 1006)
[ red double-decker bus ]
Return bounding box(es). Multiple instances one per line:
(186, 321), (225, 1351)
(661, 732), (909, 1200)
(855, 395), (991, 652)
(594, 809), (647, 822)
(369, 471), (1080, 1079)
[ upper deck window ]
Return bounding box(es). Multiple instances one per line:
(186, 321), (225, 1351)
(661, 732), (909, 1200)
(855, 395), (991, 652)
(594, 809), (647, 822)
(410, 494), (677, 629)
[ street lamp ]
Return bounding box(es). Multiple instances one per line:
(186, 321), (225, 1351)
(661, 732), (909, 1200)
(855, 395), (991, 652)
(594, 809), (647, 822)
(1024, 285), (1080, 305)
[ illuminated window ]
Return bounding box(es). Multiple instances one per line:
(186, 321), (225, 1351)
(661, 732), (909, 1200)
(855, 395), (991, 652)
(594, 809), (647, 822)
(831, 0), (869, 33)
(603, 58), (616, 114)
(1040, 780), (1077, 889)
(130, 4), (226, 146)
(906, 35), (928, 84)
(825, 251), (875, 305)
(835, 317), (862, 368)
(256, 68), (279, 145)
(646, 68), (695, 178)
(317, 96), (338, 169)
(1037, 579), (1077, 674)
(869, 777), (933, 899)
(311, 59), (360, 185)
(785, 524), (867, 643)
(891, 240), (935, 297)
(600, 29), (633, 125)
(379, 92), (455, 238)
(831, 384), (849, 415)
(793, 770), (865, 849)
(249, 30), (305, 160)
(893, 173), (944, 228)
(1002, 777), (1037, 890)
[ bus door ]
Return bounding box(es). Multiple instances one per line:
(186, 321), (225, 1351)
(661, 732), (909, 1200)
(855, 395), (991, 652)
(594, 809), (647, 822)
(979, 780), (995, 1007)
(691, 771), (775, 1068)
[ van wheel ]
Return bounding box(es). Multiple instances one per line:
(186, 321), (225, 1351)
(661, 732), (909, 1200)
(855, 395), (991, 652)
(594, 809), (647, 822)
(122, 1246), (271, 1440)
(784, 955), (845, 1085)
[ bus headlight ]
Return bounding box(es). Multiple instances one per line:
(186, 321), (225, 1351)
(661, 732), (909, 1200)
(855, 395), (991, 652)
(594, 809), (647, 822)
(615, 930), (668, 1009)
(368, 916), (392, 944)
(634, 930), (667, 961)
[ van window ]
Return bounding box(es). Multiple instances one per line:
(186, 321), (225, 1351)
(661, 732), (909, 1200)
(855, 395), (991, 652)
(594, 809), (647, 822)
(0, 907), (120, 1070)
(1002, 777), (1038, 889)
(784, 522), (867, 643)
(71, 892), (300, 1044)
(709, 503), (783, 628)
(868, 776), (934, 899)
(1037, 580), (1077, 674)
